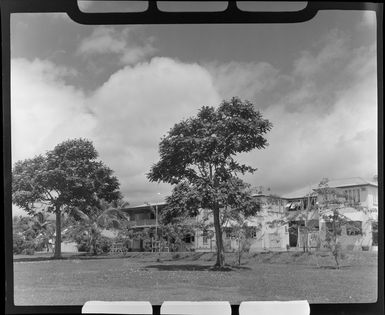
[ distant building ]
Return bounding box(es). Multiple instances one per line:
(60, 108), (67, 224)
(116, 177), (378, 253)
(194, 194), (290, 253)
(282, 177), (378, 250)
(120, 202), (167, 251)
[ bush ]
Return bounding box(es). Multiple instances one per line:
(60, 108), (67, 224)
(13, 235), (37, 255)
(76, 235), (90, 252)
(96, 237), (113, 253)
(13, 234), (25, 254)
(21, 248), (35, 255)
(76, 236), (113, 254)
(77, 242), (90, 252)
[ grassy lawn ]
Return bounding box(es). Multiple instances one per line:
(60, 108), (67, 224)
(13, 251), (377, 305)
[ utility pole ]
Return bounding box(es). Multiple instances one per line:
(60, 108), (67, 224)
(155, 203), (159, 252)
(304, 184), (311, 252)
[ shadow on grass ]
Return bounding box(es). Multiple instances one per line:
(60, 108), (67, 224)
(13, 253), (118, 263)
(231, 265), (252, 270)
(145, 264), (241, 272)
(317, 265), (352, 270)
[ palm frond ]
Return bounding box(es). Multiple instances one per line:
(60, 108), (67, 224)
(70, 207), (90, 222)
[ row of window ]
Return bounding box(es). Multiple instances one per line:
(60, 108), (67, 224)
(344, 188), (361, 203)
(286, 197), (317, 211)
(325, 221), (362, 236)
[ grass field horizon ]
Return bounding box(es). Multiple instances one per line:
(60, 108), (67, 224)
(13, 251), (377, 305)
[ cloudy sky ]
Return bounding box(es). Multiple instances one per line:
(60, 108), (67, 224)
(10, 6), (378, 214)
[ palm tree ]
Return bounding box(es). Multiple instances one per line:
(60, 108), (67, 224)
(66, 199), (129, 255)
(27, 212), (55, 251)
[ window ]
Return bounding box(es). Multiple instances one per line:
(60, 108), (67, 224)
(372, 222), (378, 245)
(345, 189), (360, 205)
(183, 234), (194, 244)
(346, 221), (362, 236)
(202, 231), (208, 244)
(249, 227), (257, 238)
(326, 222), (342, 236)
(373, 192), (378, 205)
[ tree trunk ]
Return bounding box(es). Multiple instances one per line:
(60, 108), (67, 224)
(213, 206), (225, 267)
(54, 206), (62, 259)
(238, 237), (242, 266)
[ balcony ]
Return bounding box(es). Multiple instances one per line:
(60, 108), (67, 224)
(127, 219), (156, 228)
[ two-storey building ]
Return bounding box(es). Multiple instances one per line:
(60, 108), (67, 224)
(194, 194), (290, 253)
(282, 177), (378, 250)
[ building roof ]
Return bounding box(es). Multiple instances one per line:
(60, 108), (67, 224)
(282, 186), (317, 200)
(121, 202), (167, 213)
(251, 193), (282, 199)
(282, 177), (377, 200)
(326, 177), (377, 188)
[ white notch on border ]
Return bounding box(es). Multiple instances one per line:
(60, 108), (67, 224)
(77, 1), (149, 13)
(82, 301), (153, 314)
(237, 1), (308, 12)
(161, 301), (232, 315)
(239, 300), (310, 315)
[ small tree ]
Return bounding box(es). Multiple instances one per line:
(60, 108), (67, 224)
(315, 178), (362, 269)
(12, 139), (121, 258)
(148, 97), (271, 268)
(66, 200), (129, 255)
(29, 211), (55, 251)
(230, 220), (254, 266)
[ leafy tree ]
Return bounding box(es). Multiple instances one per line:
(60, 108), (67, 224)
(29, 212), (55, 251)
(228, 220), (252, 266)
(148, 97), (272, 267)
(12, 212), (55, 254)
(66, 199), (129, 255)
(160, 220), (197, 252)
(315, 178), (365, 269)
(12, 138), (121, 258)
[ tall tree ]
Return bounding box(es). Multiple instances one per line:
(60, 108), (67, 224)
(148, 97), (272, 267)
(12, 138), (121, 258)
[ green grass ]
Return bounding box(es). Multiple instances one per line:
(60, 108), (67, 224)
(13, 251), (377, 305)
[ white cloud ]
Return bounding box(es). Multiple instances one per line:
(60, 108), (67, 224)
(88, 57), (221, 203)
(206, 61), (280, 103)
(11, 58), (95, 164)
(293, 29), (348, 78)
(11, 26), (377, 211)
(11, 56), (221, 208)
(237, 33), (377, 194)
(77, 26), (156, 65)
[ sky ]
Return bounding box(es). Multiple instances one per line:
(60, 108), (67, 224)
(10, 5), (378, 215)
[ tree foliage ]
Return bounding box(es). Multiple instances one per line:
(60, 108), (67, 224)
(12, 212), (55, 254)
(12, 138), (122, 258)
(65, 199), (129, 255)
(148, 98), (272, 267)
(315, 178), (365, 269)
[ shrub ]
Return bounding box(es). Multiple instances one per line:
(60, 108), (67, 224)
(76, 238), (90, 252)
(13, 235), (38, 255)
(21, 248), (35, 255)
(96, 237), (113, 254)
(13, 234), (25, 254)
